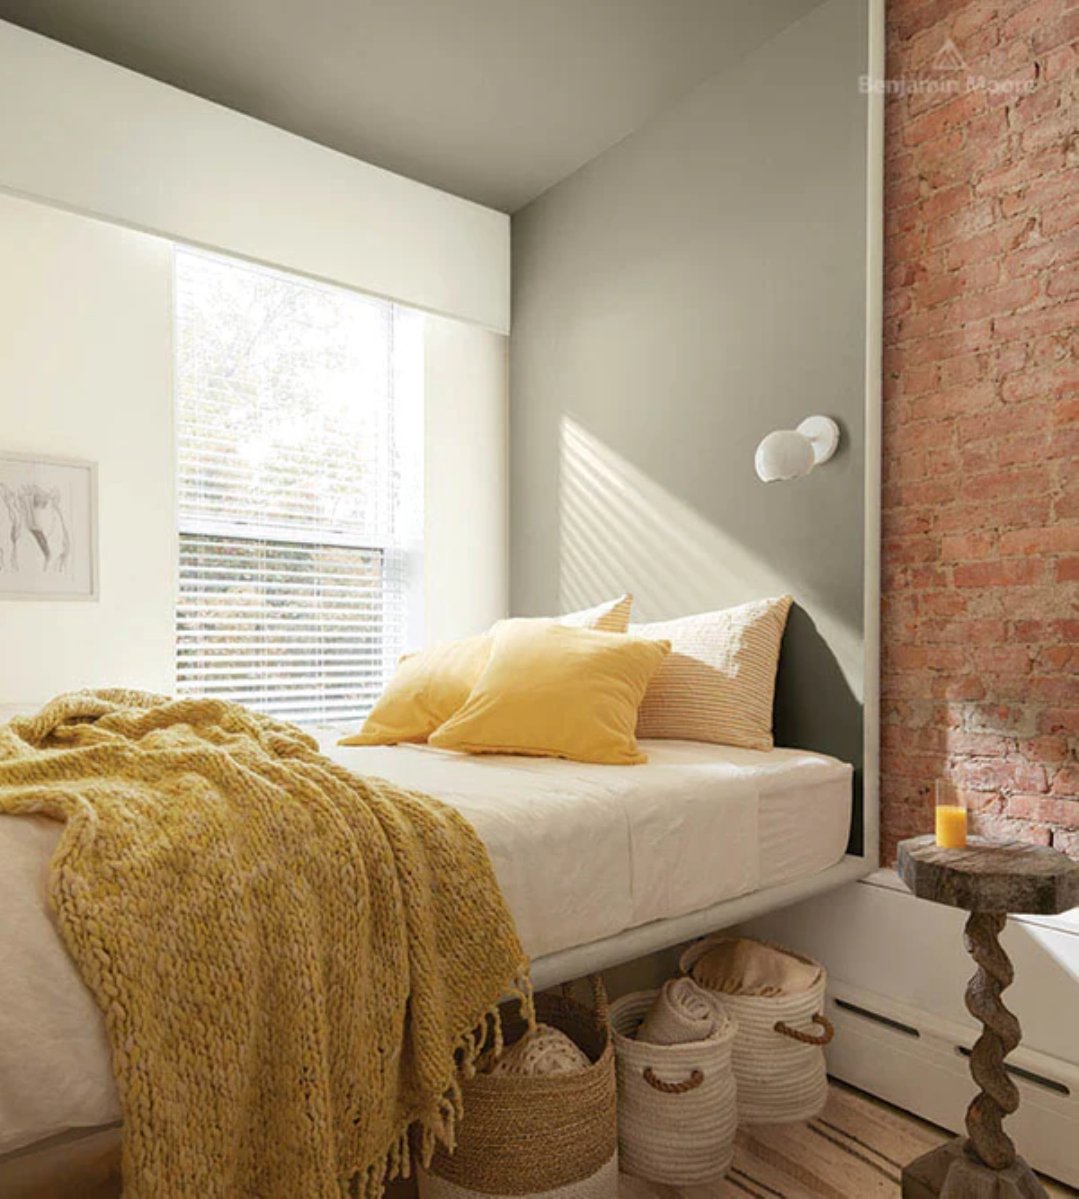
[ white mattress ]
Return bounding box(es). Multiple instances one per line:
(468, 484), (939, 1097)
(0, 738), (850, 1155)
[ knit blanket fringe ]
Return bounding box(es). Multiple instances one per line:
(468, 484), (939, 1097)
(357, 974), (533, 1199)
(0, 691), (533, 1198)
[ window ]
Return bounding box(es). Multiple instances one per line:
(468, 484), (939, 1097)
(174, 249), (423, 725)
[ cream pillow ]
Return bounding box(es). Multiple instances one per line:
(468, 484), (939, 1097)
(632, 596), (792, 751)
(340, 595), (634, 746)
(429, 621), (669, 765)
(557, 593), (633, 633)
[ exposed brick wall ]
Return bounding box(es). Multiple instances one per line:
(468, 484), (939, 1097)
(881, 0), (1077, 862)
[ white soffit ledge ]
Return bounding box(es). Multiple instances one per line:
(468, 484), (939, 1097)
(0, 21), (510, 334)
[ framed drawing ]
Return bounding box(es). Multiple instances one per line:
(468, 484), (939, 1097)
(0, 452), (98, 600)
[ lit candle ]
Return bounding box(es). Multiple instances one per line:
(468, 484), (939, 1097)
(934, 781), (967, 849)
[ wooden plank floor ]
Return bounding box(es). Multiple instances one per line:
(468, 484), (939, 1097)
(6, 1080), (1073, 1197)
(618, 1080), (1076, 1198)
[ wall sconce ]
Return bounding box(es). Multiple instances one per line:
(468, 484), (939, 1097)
(754, 416), (840, 482)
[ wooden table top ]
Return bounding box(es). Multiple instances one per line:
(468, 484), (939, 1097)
(897, 835), (1079, 914)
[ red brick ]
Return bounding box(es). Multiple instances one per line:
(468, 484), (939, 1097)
(1041, 41), (1077, 82)
(1001, 0), (1063, 42)
(1021, 109), (1079, 158)
(993, 297), (1079, 344)
(1005, 233), (1079, 278)
(949, 276), (1041, 324)
(1036, 645), (1076, 672)
(963, 465), (1051, 502)
(905, 91), (986, 147)
(1052, 829), (1079, 858)
(941, 531), (997, 560)
(953, 558), (1045, 587)
(909, 382), (996, 420)
(925, 200), (996, 250)
(940, 351), (990, 388)
(944, 217), (1037, 269)
(1050, 764), (1079, 796)
(1019, 734), (1072, 762)
(999, 525), (1079, 556)
(974, 148), (1066, 196)
(1030, 9), (1079, 53)
(1001, 363), (1078, 403)
(1005, 794), (1079, 828)
(971, 645), (1033, 674)
(921, 183), (974, 226)
(1046, 263), (1079, 299)
(1040, 707), (1079, 736)
(1042, 198), (1079, 238)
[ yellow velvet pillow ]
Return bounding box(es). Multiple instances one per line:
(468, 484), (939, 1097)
(337, 634), (489, 747)
(428, 621), (670, 765)
(340, 595), (634, 747)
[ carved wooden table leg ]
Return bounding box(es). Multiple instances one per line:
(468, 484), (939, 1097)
(895, 836), (1079, 1199)
(900, 909), (1046, 1199)
(963, 911), (1020, 1170)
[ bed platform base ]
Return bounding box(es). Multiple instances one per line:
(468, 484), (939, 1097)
(1, 855), (873, 1197)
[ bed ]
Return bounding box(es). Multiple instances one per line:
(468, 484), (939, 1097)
(0, 733), (853, 1173)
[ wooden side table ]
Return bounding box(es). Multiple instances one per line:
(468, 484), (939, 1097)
(897, 835), (1079, 1199)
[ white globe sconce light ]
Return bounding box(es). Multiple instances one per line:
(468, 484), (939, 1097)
(754, 416), (840, 483)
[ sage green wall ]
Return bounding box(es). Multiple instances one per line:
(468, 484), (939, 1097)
(510, 0), (869, 823)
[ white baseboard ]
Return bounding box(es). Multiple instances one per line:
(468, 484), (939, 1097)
(734, 870), (1079, 1188)
(823, 980), (1078, 1188)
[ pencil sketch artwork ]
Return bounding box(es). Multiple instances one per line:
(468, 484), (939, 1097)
(0, 455), (97, 599)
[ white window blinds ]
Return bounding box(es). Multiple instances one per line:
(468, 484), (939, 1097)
(174, 248), (423, 725)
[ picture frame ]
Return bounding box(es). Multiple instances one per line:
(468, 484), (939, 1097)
(0, 451), (99, 601)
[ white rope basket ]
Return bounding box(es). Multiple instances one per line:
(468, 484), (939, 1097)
(679, 936), (833, 1125)
(609, 990), (738, 1186)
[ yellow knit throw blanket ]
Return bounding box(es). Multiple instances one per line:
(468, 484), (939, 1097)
(0, 690), (531, 1198)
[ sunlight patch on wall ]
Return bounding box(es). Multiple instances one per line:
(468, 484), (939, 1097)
(558, 415), (864, 699)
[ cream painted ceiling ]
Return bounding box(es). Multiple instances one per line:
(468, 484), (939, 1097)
(0, 0), (824, 212)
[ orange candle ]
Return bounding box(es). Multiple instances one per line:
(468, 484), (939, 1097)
(935, 804), (968, 849)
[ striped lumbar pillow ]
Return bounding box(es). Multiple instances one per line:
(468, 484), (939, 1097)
(632, 596), (793, 751)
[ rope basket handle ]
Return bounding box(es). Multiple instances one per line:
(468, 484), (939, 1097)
(557, 974), (610, 1026)
(773, 1013), (834, 1046)
(643, 1066), (704, 1094)
(588, 974), (610, 1025)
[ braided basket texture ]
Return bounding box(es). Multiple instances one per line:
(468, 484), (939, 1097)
(420, 977), (617, 1199)
(609, 990), (738, 1186)
(679, 936), (833, 1124)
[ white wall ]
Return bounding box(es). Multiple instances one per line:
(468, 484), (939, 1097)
(424, 317), (509, 641)
(0, 20), (509, 334)
(0, 193), (175, 703)
(0, 193), (510, 706)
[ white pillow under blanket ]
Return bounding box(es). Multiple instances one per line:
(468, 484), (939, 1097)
(631, 596), (793, 752)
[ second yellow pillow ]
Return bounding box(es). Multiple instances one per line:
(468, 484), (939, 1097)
(429, 621), (670, 765)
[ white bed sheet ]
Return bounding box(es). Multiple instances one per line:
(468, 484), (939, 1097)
(0, 738), (850, 1155)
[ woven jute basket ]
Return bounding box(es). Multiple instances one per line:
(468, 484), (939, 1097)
(420, 976), (618, 1199)
(679, 936), (833, 1124)
(609, 990), (738, 1186)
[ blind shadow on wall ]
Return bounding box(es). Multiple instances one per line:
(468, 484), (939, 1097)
(558, 414), (864, 852)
